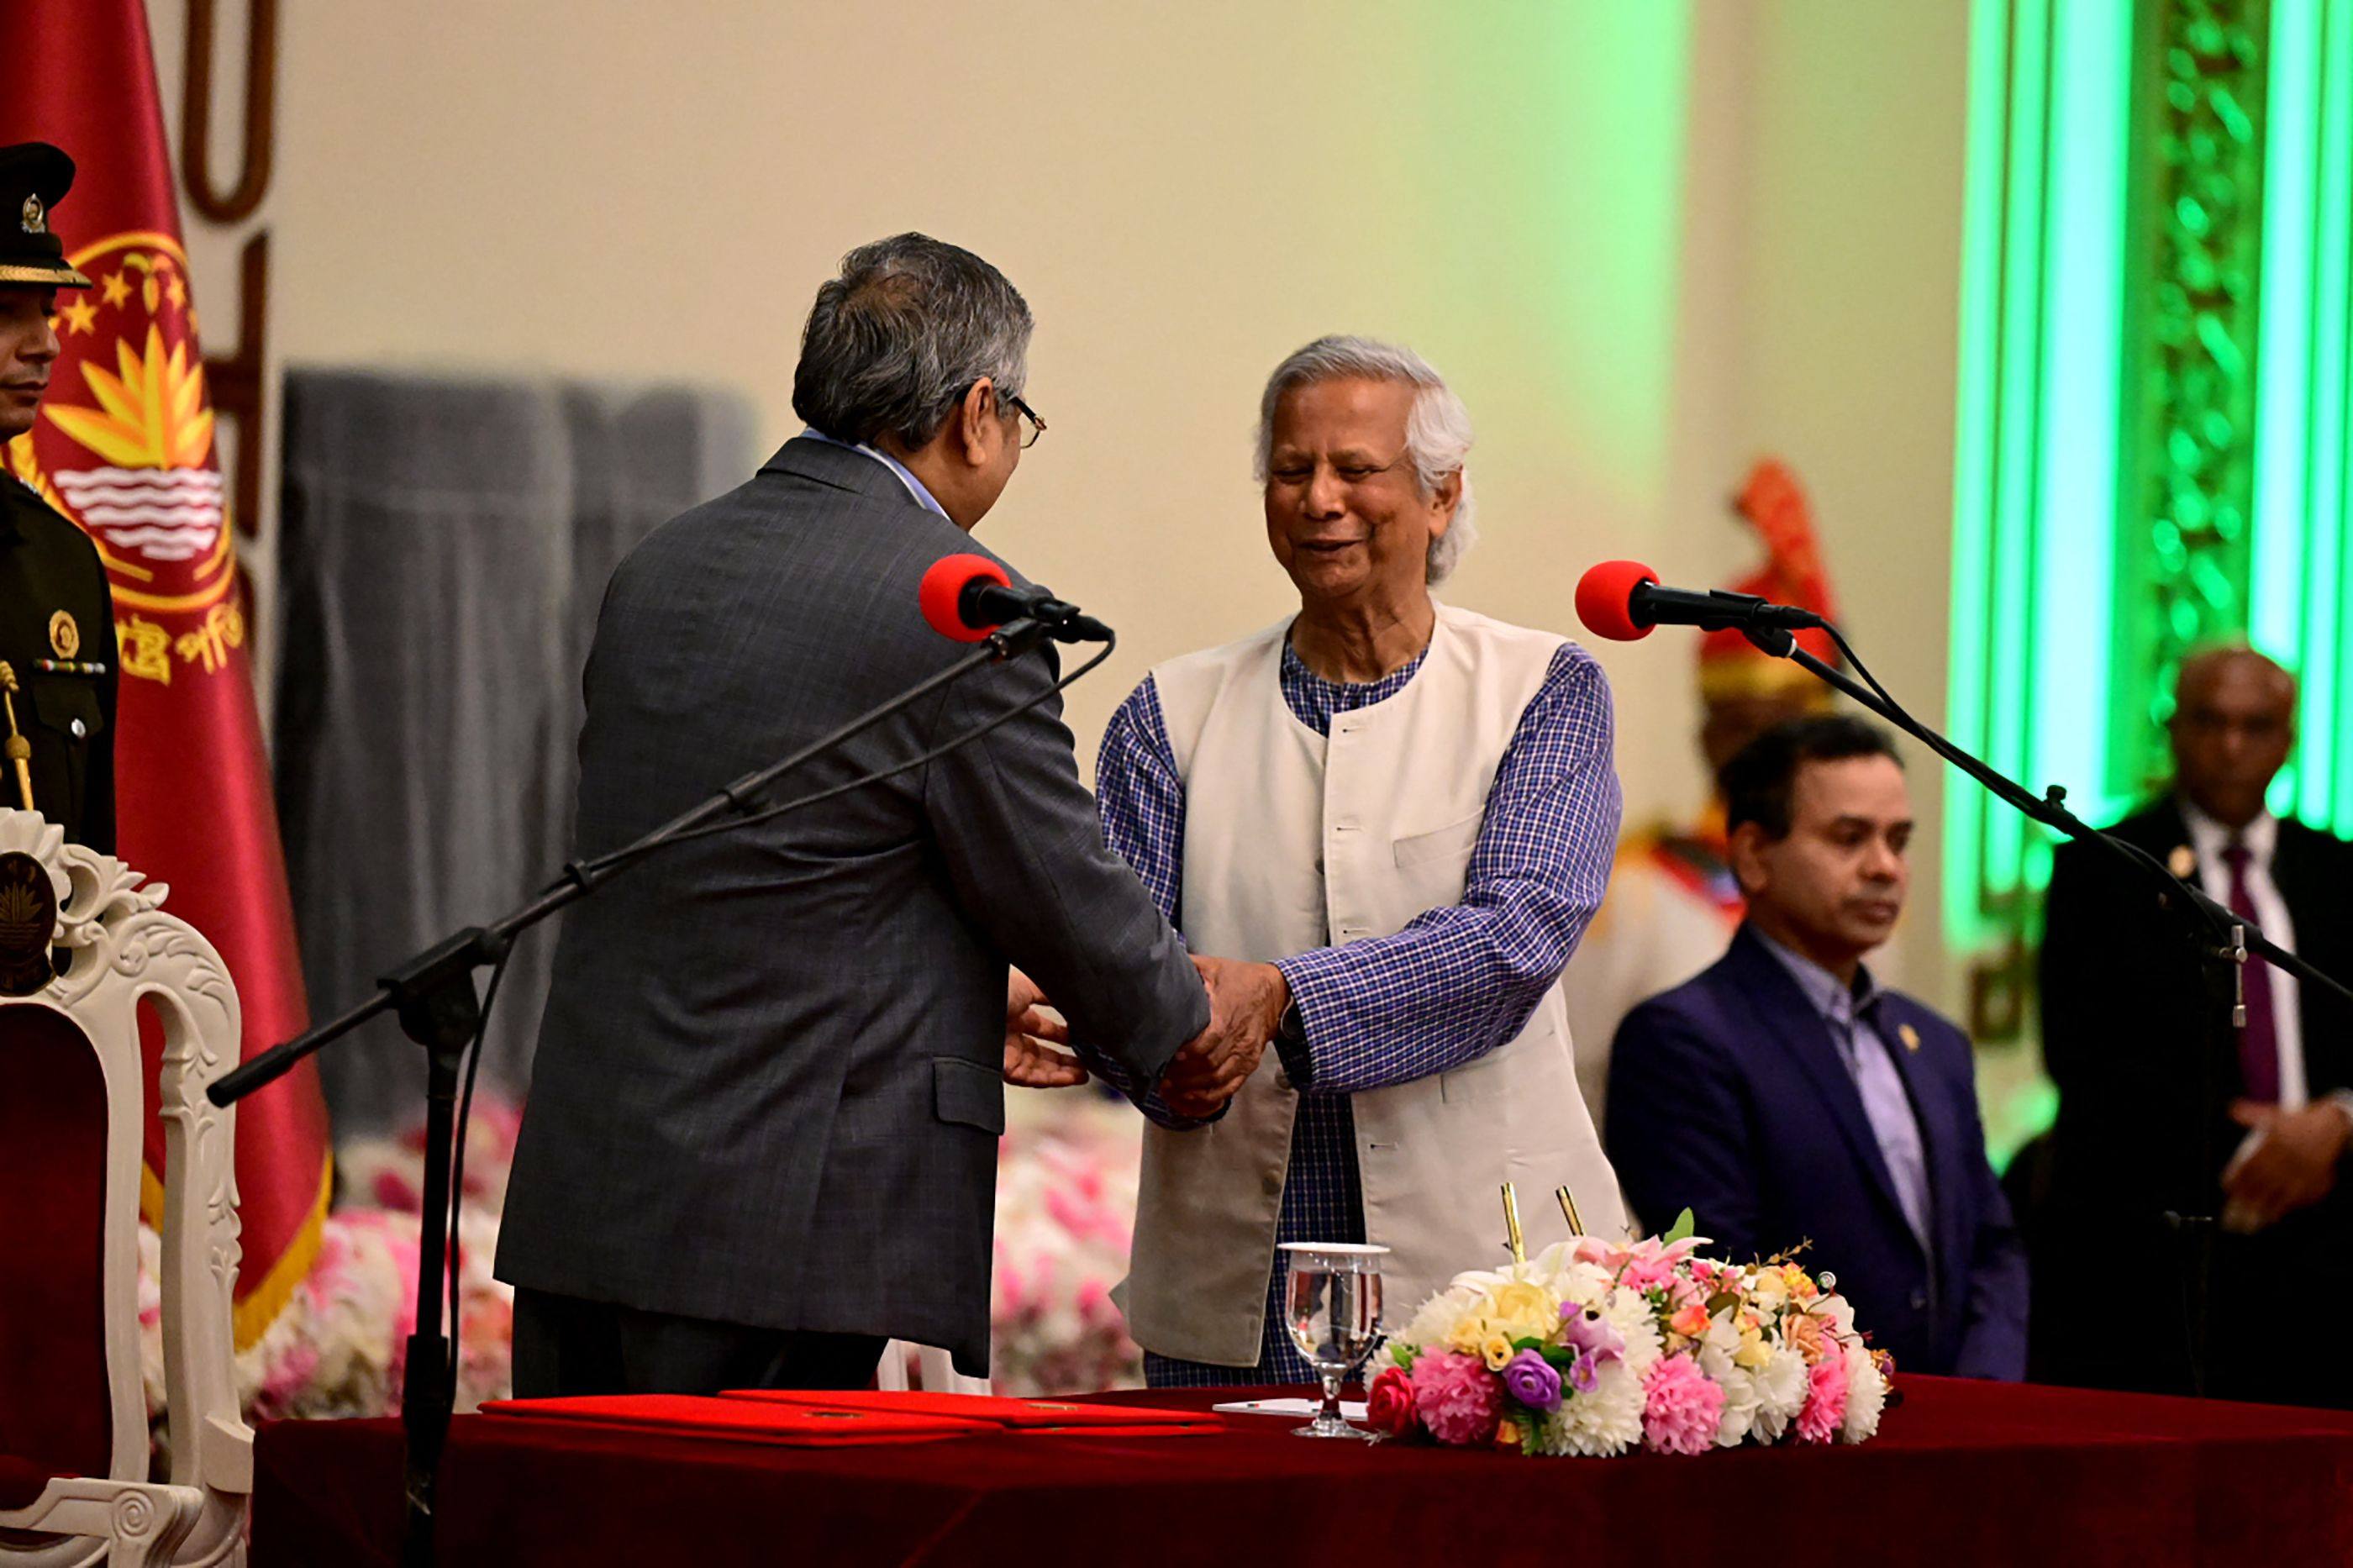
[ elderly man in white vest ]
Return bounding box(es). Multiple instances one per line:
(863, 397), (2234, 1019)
(1094, 335), (1629, 1386)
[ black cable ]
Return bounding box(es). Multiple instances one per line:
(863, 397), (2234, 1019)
(443, 948), (509, 1405)
(593, 633), (1116, 865)
(1819, 619), (2228, 932)
(1820, 623), (1905, 719)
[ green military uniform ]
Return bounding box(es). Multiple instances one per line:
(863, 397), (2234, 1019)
(0, 141), (114, 850)
(0, 473), (113, 851)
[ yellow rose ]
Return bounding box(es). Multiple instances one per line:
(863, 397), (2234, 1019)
(1446, 1317), (1488, 1357)
(1734, 1323), (1772, 1371)
(1483, 1281), (1561, 1342)
(1481, 1333), (1517, 1371)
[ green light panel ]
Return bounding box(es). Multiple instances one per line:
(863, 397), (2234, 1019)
(1945, 0), (2135, 955)
(2253, 0), (2353, 834)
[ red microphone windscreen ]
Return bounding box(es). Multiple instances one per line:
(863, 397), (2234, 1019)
(919, 554), (1011, 642)
(1575, 560), (1661, 642)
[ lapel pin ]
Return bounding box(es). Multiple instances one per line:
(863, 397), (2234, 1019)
(2168, 844), (2198, 880)
(1898, 1023), (1921, 1053)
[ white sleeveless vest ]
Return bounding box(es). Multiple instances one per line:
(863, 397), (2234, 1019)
(1121, 602), (1629, 1366)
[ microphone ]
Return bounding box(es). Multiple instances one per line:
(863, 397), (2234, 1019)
(1574, 559), (1828, 642)
(919, 554), (1112, 643)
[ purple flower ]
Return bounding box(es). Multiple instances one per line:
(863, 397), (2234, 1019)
(1559, 1304), (1625, 1363)
(1501, 1349), (1563, 1413)
(1566, 1350), (1601, 1395)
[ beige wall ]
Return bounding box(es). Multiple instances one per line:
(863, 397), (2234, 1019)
(157, 0), (1975, 1007)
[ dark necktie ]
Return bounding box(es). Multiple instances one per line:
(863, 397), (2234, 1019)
(2220, 840), (2281, 1103)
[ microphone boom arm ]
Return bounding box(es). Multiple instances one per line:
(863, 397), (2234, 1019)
(1742, 624), (2350, 1006)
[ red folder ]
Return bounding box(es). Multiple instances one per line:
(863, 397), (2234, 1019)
(723, 1388), (1222, 1436)
(479, 1393), (987, 1446)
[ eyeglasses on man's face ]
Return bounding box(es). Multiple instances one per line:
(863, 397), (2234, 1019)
(1005, 392), (1046, 450)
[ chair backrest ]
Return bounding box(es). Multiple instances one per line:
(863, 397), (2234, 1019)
(0, 811), (250, 1550)
(0, 1005), (114, 1484)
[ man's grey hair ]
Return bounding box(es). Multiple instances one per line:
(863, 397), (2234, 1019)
(1253, 334), (1478, 583)
(792, 233), (1032, 450)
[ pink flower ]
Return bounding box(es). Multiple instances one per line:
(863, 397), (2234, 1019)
(255, 1341), (321, 1417)
(371, 1169), (421, 1211)
(1601, 1234), (1704, 1292)
(1797, 1348), (1850, 1444)
(1640, 1353), (1725, 1455)
(1409, 1351), (1503, 1447)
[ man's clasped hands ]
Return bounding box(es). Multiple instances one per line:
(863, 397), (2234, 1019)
(1003, 956), (1292, 1118)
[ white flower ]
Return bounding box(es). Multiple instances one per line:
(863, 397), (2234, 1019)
(1599, 1286), (1664, 1374)
(1749, 1345), (1809, 1444)
(1841, 1344), (1887, 1443)
(1549, 1259), (1615, 1308)
(1697, 1323), (1761, 1447)
(1398, 1282), (1482, 1352)
(1539, 1356), (1645, 1457)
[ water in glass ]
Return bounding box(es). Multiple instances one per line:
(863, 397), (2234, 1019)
(1278, 1241), (1388, 1439)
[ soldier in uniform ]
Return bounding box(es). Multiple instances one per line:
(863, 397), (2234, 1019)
(0, 142), (115, 851)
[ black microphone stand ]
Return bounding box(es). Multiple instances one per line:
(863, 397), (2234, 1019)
(1740, 621), (2353, 1398)
(208, 615), (1070, 1568)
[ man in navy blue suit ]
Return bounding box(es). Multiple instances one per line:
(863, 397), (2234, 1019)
(1607, 716), (2027, 1378)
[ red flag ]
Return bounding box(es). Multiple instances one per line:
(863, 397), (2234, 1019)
(1, 0), (331, 1347)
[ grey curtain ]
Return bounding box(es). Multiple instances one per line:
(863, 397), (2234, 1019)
(275, 369), (754, 1137)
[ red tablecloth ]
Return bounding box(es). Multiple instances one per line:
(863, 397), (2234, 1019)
(250, 1379), (2353, 1566)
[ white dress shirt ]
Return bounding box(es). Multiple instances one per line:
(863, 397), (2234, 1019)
(799, 427), (951, 518)
(2178, 801), (2307, 1108)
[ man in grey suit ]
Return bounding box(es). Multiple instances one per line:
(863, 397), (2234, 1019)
(497, 234), (1254, 1395)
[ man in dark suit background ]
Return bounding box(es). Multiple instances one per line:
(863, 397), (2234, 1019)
(1608, 716), (2027, 1379)
(2035, 647), (2353, 1405)
(497, 234), (1256, 1396)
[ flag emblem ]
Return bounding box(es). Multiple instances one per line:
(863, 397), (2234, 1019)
(14, 233), (231, 608)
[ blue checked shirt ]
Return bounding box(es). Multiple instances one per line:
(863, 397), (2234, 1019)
(1094, 634), (1622, 1386)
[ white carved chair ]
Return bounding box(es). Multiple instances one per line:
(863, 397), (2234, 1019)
(876, 1342), (990, 1397)
(0, 814), (251, 1567)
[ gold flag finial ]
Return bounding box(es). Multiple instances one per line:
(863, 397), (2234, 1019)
(1556, 1185), (1586, 1238)
(1500, 1181), (1525, 1265)
(0, 663), (33, 813)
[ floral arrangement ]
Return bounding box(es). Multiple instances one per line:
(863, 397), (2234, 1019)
(1366, 1213), (1892, 1456)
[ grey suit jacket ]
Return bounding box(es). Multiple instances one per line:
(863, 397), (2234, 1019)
(495, 436), (1208, 1374)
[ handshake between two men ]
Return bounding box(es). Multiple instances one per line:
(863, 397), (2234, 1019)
(1003, 955), (1292, 1118)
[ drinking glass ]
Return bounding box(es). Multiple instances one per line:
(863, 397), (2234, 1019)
(1278, 1240), (1388, 1439)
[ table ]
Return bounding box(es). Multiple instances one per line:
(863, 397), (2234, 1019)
(251, 1379), (2353, 1565)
